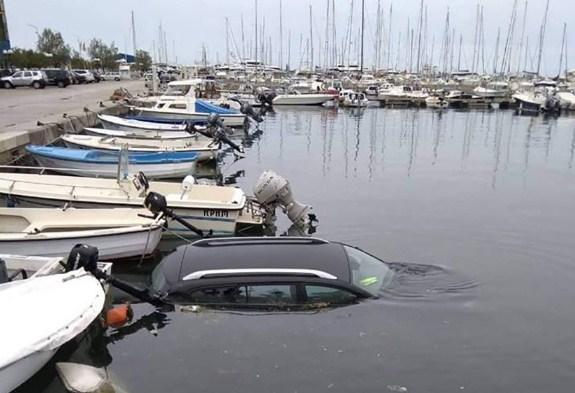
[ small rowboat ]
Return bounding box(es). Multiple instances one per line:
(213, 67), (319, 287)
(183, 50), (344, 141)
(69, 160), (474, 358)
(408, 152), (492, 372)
(0, 207), (164, 259)
(61, 134), (218, 161)
(98, 113), (189, 133)
(26, 145), (198, 179)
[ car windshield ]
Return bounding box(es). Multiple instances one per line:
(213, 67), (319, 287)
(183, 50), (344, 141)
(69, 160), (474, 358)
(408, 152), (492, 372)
(344, 245), (394, 296)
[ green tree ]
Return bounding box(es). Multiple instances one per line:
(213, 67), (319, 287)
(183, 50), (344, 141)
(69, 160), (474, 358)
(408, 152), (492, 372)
(135, 50), (152, 72)
(87, 39), (118, 71)
(70, 50), (86, 69)
(8, 48), (50, 69)
(36, 28), (71, 66)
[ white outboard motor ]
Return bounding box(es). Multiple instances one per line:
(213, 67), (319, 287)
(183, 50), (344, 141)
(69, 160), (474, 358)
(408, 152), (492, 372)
(254, 170), (314, 228)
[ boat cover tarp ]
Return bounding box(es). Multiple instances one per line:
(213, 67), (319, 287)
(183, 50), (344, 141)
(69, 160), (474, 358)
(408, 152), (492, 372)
(194, 100), (239, 115)
(0, 270), (104, 368)
(26, 145), (198, 164)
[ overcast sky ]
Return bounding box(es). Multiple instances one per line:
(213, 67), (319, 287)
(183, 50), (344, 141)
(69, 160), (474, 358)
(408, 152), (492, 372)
(4, 0), (574, 75)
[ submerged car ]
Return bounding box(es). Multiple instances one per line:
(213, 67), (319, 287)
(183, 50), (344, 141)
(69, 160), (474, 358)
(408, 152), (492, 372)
(151, 237), (394, 309)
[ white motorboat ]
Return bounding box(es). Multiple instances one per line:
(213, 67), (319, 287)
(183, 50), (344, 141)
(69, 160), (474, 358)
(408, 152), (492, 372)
(0, 172), (263, 234)
(473, 81), (510, 98)
(512, 92), (546, 114)
(425, 96), (449, 109)
(133, 80), (247, 127)
(97, 114), (189, 133)
(557, 91), (575, 110)
(342, 92), (369, 108)
(85, 127), (193, 140)
(61, 134), (218, 161)
(0, 268), (105, 393)
(272, 92), (335, 106)
(0, 207), (164, 259)
(0, 171), (313, 235)
(26, 145), (198, 180)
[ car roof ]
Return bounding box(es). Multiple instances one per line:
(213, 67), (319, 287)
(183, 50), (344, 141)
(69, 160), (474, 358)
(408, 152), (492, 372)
(159, 237), (351, 287)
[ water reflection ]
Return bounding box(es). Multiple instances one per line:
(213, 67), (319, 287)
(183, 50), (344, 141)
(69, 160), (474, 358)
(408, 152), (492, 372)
(259, 108), (574, 181)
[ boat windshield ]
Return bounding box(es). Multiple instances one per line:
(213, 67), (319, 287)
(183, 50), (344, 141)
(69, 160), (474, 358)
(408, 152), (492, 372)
(165, 85), (193, 96)
(344, 245), (394, 296)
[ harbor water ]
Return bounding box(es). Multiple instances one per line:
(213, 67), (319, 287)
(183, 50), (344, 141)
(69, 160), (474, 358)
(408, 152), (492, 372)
(18, 107), (575, 393)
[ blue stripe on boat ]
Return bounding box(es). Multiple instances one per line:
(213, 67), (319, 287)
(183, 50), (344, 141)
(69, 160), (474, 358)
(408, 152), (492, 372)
(25, 145), (198, 164)
(194, 100), (239, 115)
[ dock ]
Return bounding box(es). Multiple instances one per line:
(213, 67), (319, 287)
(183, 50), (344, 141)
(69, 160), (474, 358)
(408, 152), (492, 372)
(0, 80), (144, 163)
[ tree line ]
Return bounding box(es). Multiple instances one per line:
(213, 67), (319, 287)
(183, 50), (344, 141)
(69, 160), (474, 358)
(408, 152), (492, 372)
(4, 28), (152, 72)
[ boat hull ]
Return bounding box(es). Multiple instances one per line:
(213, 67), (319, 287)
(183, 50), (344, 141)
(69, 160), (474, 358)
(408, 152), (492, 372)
(30, 154), (197, 180)
(272, 94), (335, 106)
(62, 138), (217, 162)
(136, 108), (246, 127)
(3, 195), (251, 235)
(0, 349), (55, 393)
(85, 127), (192, 140)
(0, 226), (162, 259)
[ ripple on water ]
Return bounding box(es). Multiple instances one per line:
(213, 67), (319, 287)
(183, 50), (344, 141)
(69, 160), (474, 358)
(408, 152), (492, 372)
(380, 262), (479, 302)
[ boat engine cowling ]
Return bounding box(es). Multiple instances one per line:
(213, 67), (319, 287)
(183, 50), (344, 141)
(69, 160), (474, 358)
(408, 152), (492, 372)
(254, 170), (314, 228)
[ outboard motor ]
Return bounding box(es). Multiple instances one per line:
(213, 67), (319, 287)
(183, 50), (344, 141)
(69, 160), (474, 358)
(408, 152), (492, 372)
(66, 244), (99, 272)
(544, 96), (561, 115)
(67, 244), (169, 308)
(253, 170), (316, 228)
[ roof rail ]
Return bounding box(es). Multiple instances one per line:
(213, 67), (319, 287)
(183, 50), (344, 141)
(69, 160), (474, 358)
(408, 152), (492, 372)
(191, 237), (329, 247)
(182, 268), (338, 281)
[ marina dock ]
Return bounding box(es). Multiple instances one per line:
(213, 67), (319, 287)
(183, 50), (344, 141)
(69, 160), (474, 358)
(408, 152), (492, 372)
(0, 80), (143, 163)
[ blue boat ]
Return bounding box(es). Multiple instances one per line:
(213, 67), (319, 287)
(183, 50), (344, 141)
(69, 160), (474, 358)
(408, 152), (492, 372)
(26, 145), (198, 179)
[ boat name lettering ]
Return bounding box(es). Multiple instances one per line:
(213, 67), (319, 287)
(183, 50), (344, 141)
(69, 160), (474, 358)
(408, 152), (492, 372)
(203, 209), (229, 218)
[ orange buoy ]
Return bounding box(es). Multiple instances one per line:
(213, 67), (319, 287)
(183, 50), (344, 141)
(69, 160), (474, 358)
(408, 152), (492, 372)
(105, 304), (133, 328)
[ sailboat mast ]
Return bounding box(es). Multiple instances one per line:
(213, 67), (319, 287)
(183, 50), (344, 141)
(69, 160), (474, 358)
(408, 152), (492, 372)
(493, 27), (500, 74)
(387, 3), (393, 70)
(225, 17), (230, 65)
(309, 4), (314, 70)
(279, 0), (283, 68)
(416, 0), (424, 73)
(536, 0), (550, 76)
(516, 1), (528, 74)
(360, 0), (365, 74)
(457, 33), (462, 71)
(558, 23), (567, 77)
(254, 0), (258, 67)
(325, 0), (330, 71)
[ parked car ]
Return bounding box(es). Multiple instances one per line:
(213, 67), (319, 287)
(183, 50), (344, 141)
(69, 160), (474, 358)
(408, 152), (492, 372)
(101, 72), (121, 81)
(43, 69), (72, 88)
(72, 69), (95, 84)
(1, 70), (47, 89)
(151, 237), (395, 309)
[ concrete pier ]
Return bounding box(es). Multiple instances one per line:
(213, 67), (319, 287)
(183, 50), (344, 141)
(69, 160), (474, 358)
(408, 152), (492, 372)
(0, 80), (144, 163)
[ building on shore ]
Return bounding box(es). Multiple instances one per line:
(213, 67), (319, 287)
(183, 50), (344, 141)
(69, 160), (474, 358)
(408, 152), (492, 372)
(0, 0), (10, 55)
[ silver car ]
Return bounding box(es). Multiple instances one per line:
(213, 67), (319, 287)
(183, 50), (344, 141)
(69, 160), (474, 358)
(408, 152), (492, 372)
(1, 70), (47, 89)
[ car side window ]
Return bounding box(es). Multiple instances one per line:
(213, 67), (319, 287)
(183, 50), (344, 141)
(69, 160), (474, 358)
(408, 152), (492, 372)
(246, 284), (297, 304)
(305, 285), (357, 304)
(23, 72), (32, 77)
(12, 72), (22, 78)
(189, 285), (247, 304)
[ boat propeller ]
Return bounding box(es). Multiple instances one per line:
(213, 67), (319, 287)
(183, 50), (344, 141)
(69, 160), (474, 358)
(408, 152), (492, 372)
(65, 244), (168, 308)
